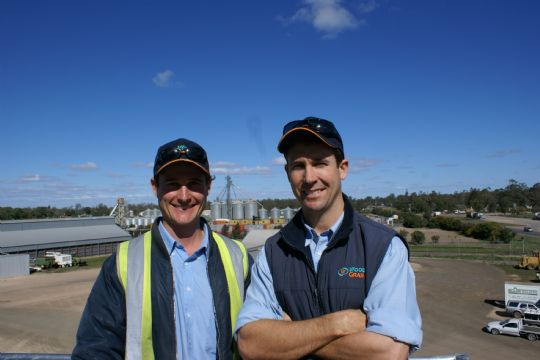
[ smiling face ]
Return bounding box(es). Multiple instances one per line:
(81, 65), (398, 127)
(285, 140), (348, 225)
(151, 162), (211, 236)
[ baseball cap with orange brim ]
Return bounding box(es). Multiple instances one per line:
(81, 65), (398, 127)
(277, 116), (344, 155)
(153, 138), (211, 179)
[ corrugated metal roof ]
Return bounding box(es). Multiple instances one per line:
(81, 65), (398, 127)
(242, 229), (278, 251)
(0, 224), (131, 249)
(0, 216), (115, 231)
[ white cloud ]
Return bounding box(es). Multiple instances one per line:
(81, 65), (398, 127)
(71, 161), (98, 170)
(152, 69), (183, 88)
(280, 0), (361, 38)
(272, 156), (287, 166)
(133, 162), (153, 168)
(21, 174), (41, 182)
(211, 161), (238, 167)
(487, 149), (521, 159)
(348, 157), (378, 173)
(212, 166), (272, 175)
(358, 0), (379, 14)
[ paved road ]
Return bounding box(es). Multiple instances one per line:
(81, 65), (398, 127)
(483, 214), (540, 236)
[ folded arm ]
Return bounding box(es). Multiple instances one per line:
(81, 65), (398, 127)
(313, 331), (409, 360)
(237, 309), (366, 360)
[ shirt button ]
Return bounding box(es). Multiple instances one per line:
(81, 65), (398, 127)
(186, 286), (191, 292)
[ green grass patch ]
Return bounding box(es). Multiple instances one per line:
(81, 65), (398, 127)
(81, 255), (109, 268)
(495, 264), (540, 282)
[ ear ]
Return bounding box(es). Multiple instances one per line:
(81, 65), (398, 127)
(151, 177), (158, 197)
(339, 159), (349, 180)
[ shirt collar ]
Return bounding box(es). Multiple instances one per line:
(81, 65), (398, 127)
(303, 212), (345, 247)
(159, 221), (209, 256)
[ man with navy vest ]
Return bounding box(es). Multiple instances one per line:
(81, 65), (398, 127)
(73, 138), (251, 360)
(236, 117), (422, 359)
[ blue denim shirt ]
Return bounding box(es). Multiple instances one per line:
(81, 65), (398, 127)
(159, 222), (217, 359)
(235, 214), (423, 350)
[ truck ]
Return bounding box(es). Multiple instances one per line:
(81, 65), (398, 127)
(485, 317), (540, 341)
(33, 256), (57, 269)
(504, 282), (540, 305)
(516, 250), (540, 270)
(44, 251), (73, 267)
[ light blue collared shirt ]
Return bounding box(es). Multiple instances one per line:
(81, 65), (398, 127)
(159, 222), (216, 360)
(235, 214), (423, 350)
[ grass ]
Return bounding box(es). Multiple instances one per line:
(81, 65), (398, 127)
(495, 264), (539, 281)
(408, 233), (540, 270)
(39, 255), (109, 273)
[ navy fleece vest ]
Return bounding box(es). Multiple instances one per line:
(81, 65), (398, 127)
(265, 197), (407, 321)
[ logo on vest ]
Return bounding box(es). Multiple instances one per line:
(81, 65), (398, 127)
(338, 266), (365, 279)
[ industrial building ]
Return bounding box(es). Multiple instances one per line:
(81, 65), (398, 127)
(0, 216), (132, 260)
(0, 254), (29, 279)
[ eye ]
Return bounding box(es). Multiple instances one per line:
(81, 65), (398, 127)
(289, 163), (304, 171)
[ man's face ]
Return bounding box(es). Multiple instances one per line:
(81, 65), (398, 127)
(151, 163), (210, 231)
(285, 141), (348, 216)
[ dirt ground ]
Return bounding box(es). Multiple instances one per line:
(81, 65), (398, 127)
(1, 259), (539, 359)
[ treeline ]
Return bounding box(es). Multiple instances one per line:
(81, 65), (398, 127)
(0, 203), (112, 220)
(0, 202), (161, 221)
(350, 179), (540, 216)
(1, 179), (538, 221)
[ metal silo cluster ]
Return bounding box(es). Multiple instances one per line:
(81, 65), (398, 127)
(210, 199), (276, 221)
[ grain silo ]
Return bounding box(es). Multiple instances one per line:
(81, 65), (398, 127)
(221, 202), (230, 219)
(244, 200), (258, 220)
(270, 207), (280, 220)
(258, 207), (268, 219)
(283, 207), (294, 221)
(232, 201), (244, 220)
(211, 201), (221, 220)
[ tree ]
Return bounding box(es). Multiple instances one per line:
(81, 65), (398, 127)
(231, 223), (242, 239)
(402, 213), (426, 228)
(221, 224), (230, 237)
(411, 231), (425, 245)
(431, 235), (440, 244)
(399, 229), (409, 240)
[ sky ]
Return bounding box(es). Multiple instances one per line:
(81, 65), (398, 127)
(1, 0), (539, 208)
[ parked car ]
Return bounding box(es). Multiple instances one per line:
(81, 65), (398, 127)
(485, 319), (521, 336)
(506, 301), (540, 318)
(524, 226), (533, 232)
(485, 318), (540, 341)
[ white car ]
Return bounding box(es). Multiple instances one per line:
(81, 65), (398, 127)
(485, 319), (521, 336)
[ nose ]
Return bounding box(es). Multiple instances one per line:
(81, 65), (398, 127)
(304, 165), (317, 184)
(177, 185), (190, 203)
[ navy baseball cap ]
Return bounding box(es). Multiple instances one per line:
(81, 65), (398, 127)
(153, 138), (211, 178)
(277, 116), (344, 155)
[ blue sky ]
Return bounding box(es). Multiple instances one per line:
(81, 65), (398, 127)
(1, 0), (539, 208)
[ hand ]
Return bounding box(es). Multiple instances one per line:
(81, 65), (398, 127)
(326, 309), (367, 336)
(282, 311), (292, 321)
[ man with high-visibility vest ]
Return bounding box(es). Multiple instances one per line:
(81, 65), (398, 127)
(73, 138), (251, 360)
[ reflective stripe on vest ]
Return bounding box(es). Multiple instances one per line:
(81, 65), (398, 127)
(117, 231), (154, 360)
(116, 230), (248, 359)
(212, 233), (248, 334)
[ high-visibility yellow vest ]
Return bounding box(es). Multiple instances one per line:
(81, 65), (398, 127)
(116, 230), (248, 360)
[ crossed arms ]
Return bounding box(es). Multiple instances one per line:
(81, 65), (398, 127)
(235, 237), (422, 359)
(237, 309), (409, 360)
